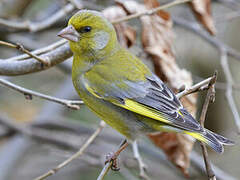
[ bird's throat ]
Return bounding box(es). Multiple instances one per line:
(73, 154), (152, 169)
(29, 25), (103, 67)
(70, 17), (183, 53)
(72, 42), (121, 76)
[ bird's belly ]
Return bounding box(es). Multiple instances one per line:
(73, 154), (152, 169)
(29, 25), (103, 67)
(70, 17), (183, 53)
(73, 80), (152, 139)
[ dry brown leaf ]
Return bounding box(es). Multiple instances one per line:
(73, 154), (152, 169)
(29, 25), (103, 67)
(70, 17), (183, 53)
(189, 0), (216, 35)
(103, 6), (136, 48)
(117, 0), (197, 176)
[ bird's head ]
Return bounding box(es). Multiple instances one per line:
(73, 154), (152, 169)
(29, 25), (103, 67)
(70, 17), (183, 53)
(58, 10), (118, 56)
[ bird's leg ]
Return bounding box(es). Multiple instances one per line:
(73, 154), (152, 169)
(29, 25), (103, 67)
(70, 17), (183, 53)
(105, 139), (129, 171)
(132, 141), (149, 180)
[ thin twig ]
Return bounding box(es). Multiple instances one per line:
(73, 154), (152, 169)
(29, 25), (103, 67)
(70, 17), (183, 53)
(219, 48), (240, 133)
(6, 39), (67, 61)
(0, 40), (49, 65)
(97, 161), (113, 180)
(97, 140), (129, 180)
(0, 78), (82, 109)
(199, 72), (217, 180)
(176, 77), (213, 98)
(112, 0), (192, 24)
(98, 158), (142, 180)
(34, 121), (106, 180)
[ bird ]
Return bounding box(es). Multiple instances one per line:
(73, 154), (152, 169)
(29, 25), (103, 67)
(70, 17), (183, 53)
(57, 10), (234, 160)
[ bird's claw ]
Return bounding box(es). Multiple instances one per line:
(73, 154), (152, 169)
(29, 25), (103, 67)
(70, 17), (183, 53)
(105, 152), (120, 171)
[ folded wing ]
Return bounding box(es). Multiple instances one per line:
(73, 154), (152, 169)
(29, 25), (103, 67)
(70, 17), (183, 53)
(83, 69), (203, 133)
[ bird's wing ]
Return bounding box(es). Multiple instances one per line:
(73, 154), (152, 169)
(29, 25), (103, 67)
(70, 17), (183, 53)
(83, 65), (203, 133)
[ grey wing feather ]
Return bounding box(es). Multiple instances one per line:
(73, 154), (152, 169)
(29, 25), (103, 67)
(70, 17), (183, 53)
(133, 75), (204, 132)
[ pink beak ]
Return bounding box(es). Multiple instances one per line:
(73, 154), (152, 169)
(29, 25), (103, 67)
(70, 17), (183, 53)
(57, 25), (80, 42)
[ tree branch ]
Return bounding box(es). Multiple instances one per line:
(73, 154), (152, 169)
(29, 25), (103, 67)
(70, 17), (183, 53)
(0, 43), (72, 75)
(0, 3), (76, 32)
(0, 78), (82, 109)
(199, 72), (217, 180)
(0, 73), (219, 110)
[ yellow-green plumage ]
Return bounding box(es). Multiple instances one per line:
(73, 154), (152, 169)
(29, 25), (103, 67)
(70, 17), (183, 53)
(58, 10), (234, 153)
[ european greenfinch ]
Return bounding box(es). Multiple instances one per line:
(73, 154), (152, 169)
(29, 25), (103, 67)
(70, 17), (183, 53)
(58, 10), (233, 154)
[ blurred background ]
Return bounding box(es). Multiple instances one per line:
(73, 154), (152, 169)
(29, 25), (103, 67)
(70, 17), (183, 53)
(0, 0), (239, 180)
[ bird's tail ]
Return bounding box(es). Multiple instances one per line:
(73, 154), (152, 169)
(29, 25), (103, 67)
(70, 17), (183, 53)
(185, 129), (234, 153)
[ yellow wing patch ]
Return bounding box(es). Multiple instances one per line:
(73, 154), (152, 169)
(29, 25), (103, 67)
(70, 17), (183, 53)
(184, 131), (207, 143)
(115, 99), (170, 124)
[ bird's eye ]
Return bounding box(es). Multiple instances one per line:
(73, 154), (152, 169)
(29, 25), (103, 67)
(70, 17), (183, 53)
(79, 26), (92, 33)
